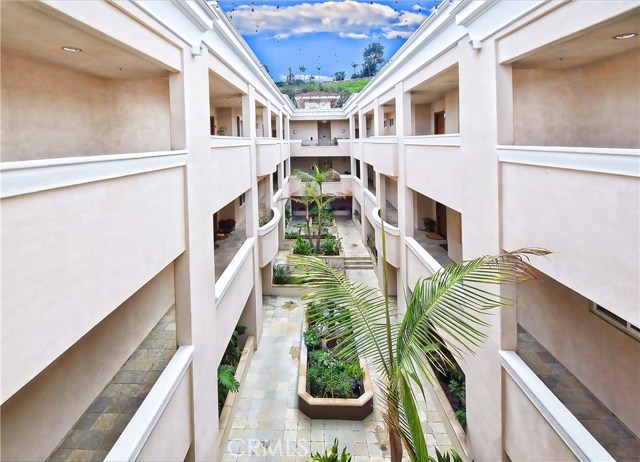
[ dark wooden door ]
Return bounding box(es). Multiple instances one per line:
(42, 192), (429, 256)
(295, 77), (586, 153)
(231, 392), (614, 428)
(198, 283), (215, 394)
(355, 128), (360, 139)
(436, 202), (447, 238)
(210, 116), (216, 135)
(434, 111), (445, 135)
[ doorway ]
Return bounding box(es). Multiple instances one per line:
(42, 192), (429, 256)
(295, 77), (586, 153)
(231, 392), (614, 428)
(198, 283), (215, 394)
(436, 202), (447, 238)
(317, 121), (331, 145)
(434, 111), (445, 135)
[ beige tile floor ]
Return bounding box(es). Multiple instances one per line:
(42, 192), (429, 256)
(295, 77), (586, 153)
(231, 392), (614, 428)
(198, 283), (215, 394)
(517, 325), (640, 462)
(220, 218), (453, 461)
(47, 308), (177, 462)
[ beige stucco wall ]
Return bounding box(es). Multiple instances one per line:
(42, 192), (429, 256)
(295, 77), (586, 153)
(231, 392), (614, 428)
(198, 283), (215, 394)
(1, 264), (176, 461)
(501, 163), (640, 325)
(503, 373), (578, 461)
(330, 119), (349, 139)
(513, 50), (639, 148)
(290, 120), (317, 140)
(445, 89), (459, 134)
(517, 271), (640, 436)
(1, 52), (172, 161)
(414, 103), (432, 135)
(1, 167), (186, 401)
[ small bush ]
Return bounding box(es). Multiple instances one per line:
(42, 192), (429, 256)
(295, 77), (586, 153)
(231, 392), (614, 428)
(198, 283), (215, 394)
(284, 230), (299, 240)
(303, 326), (322, 351)
(307, 349), (362, 399)
(293, 237), (314, 255)
(258, 213), (271, 227)
(309, 438), (352, 462)
(320, 235), (341, 256)
(273, 264), (293, 284)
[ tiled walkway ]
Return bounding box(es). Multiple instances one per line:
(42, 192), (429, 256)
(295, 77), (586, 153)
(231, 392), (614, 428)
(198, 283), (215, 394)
(220, 219), (453, 461)
(517, 325), (640, 461)
(215, 221), (248, 282)
(47, 308), (177, 462)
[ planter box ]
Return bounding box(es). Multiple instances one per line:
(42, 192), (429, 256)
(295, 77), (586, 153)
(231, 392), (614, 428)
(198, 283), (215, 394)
(297, 322), (374, 420)
(218, 335), (255, 447)
(424, 361), (468, 459)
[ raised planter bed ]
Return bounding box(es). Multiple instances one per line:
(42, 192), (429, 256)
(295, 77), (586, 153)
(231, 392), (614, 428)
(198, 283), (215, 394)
(218, 335), (255, 447)
(297, 322), (374, 420)
(424, 360), (468, 459)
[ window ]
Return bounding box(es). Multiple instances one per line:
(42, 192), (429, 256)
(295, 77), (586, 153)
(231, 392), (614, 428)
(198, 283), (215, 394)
(592, 303), (640, 340)
(383, 119), (387, 128)
(239, 193), (246, 206)
(389, 118), (394, 127)
(355, 159), (361, 179)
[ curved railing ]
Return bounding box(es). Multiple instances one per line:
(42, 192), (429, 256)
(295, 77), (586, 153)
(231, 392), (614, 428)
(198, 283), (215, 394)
(257, 207), (281, 235)
(371, 206), (400, 236)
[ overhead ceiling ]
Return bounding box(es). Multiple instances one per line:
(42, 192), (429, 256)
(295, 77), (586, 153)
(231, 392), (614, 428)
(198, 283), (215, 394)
(410, 65), (459, 104)
(209, 71), (245, 108)
(512, 10), (640, 69)
(1, 1), (169, 79)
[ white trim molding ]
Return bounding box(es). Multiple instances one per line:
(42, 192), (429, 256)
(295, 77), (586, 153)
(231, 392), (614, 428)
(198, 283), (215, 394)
(105, 345), (195, 462)
(215, 238), (255, 304)
(405, 237), (444, 275)
(405, 134), (461, 147)
(258, 207), (281, 235)
(500, 351), (615, 462)
(210, 137), (252, 148)
(372, 206), (400, 236)
(497, 145), (640, 178)
(1, 150), (188, 199)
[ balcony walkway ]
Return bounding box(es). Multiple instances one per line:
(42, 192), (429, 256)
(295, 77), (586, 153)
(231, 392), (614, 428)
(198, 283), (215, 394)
(220, 218), (453, 461)
(517, 325), (640, 461)
(215, 220), (248, 282)
(412, 230), (454, 268)
(47, 308), (177, 462)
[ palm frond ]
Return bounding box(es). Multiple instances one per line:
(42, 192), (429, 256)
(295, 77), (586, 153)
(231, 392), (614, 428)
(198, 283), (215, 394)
(292, 254), (393, 378)
(396, 248), (551, 382)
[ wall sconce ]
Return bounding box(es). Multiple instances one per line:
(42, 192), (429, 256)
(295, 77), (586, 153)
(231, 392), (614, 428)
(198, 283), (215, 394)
(341, 129), (345, 133)
(293, 130), (297, 134)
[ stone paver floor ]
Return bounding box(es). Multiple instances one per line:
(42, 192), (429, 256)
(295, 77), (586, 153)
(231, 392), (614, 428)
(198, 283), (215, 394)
(47, 308), (177, 462)
(220, 218), (453, 461)
(518, 325), (640, 462)
(215, 220), (248, 282)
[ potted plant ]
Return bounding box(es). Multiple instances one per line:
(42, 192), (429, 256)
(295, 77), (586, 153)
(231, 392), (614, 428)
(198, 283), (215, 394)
(422, 217), (436, 232)
(218, 218), (236, 234)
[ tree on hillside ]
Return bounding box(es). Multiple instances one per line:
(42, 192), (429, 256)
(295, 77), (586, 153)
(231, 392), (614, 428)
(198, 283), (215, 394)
(334, 71), (346, 81)
(351, 61), (359, 79)
(299, 64), (306, 82)
(286, 67), (295, 83)
(361, 42), (385, 77)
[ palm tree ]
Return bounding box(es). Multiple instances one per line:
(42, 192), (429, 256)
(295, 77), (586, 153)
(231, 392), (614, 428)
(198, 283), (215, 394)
(293, 235), (549, 461)
(299, 64), (306, 82)
(288, 186), (316, 247)
(292, 165), (342, 253)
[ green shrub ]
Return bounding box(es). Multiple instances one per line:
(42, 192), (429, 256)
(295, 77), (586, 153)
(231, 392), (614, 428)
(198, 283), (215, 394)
(308, 438), (351, 462)
(258, 213), (271, 227)
(284, 230), (299, 240)
(303, 326), (322, 351)
(428, 448), (463, 462)
(320, 235), (341, 256)
(293, 237), (314, 255)
(273, 264), (293, 284)
(307, 350), (363, 398)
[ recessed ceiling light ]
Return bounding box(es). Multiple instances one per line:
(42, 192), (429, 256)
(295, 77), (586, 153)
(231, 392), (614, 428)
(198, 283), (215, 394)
(612, 32), (637, 40)
(61, 46), (82, 53)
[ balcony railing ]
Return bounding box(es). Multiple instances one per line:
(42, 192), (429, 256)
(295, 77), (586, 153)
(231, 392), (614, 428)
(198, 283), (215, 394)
(1, 150), (187, 198)
(500, 350), (615, 461)
(105, 345), (194, 462)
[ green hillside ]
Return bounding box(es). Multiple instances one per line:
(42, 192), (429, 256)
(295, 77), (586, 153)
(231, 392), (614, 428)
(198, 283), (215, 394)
(276, 78), (371, 107)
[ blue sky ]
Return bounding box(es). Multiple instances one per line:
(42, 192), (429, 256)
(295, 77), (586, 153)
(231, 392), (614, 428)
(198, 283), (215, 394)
(212, 0), (440, 82)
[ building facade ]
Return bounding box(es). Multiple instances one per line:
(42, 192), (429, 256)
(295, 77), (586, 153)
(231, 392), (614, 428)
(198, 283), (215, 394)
(1, 1), (638, 461)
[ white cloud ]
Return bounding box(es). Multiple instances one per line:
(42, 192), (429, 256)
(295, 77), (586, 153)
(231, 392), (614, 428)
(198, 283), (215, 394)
(227, 1), (426, 38)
